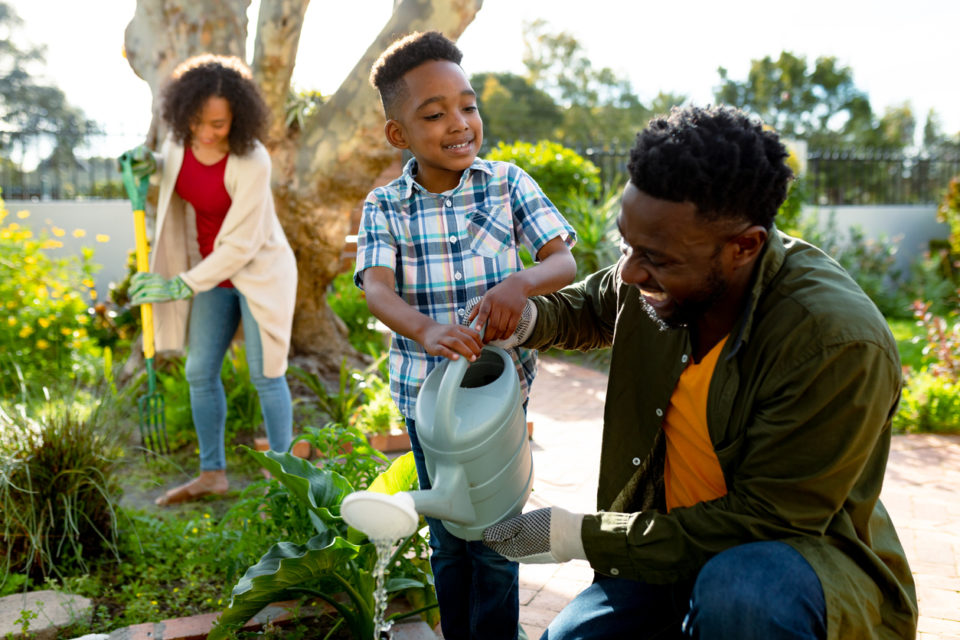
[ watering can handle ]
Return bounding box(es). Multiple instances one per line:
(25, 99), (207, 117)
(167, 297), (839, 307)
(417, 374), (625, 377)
(434, 317), (483, 441)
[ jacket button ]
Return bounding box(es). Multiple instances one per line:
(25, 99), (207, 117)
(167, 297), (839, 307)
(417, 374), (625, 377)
(655, 408), (663, 417)
(632, 457), (641, 466)
(681, 354), (689, 363)
(610, 567), (620, 576)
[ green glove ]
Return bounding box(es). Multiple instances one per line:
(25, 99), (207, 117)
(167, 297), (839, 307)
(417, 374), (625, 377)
(129, 273), (193, 304)
(118, 145), (157, 180)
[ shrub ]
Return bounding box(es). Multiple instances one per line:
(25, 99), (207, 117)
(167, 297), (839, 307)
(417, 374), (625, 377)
(0, 195), (103, 396)
(486, 140), (601, 213)
(327, 271), (385, 356)
(563, 191), (620, 280)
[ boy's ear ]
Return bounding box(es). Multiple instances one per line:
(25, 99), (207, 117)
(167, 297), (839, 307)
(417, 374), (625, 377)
(384, 119), (409, 150)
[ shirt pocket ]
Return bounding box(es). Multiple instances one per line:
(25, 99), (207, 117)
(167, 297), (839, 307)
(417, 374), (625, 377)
(465, 205), (514, 259)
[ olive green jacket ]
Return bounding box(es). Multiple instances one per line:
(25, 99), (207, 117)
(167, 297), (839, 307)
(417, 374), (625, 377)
(526, 230), (917, 639)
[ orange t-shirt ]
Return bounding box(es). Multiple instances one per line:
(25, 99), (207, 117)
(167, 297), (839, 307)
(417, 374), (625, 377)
(663, 335), (729, 511)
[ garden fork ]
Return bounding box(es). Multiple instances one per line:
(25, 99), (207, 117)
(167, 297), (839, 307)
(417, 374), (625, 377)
(119, 153), (169, 456)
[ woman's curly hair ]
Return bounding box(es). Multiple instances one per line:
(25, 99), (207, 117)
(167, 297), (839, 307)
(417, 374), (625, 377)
(628, 105), (793, 229)
(369, 31), (463, 117)
(161, 54), (269, 155)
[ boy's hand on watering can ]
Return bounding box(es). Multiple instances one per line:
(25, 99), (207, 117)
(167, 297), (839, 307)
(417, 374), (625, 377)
(466, 297), (537, 349)
(421, 321), (482, 362)
(129, 273), (193, 304)
(118, 145), (157, 180)
(467, 277), (527, 342)
(482, 507), (585, 564)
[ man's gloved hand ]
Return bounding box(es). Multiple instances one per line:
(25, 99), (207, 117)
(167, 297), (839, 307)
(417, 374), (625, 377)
(482, 507), (585, 564)
(129, 273), (193, 304)
(464, 297), (538, 349)
(118, 145), (157, 180)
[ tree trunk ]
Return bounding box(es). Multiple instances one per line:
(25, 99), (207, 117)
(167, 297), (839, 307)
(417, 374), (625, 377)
(124, 0), (483, 379)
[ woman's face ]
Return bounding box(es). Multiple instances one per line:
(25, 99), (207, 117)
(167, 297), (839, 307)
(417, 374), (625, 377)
(190, 96), (232, 151)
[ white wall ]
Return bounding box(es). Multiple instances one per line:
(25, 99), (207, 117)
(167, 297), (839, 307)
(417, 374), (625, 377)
(6, 200), (134, 300)
(800, 204), (949, 273)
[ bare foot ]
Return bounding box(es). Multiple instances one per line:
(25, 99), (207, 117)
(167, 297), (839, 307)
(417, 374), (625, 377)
(155, 470), (229, 506)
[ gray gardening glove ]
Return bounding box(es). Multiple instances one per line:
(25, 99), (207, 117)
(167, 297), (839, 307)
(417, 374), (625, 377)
(482, 507), (585, 564)
(464, 296), (538, 349)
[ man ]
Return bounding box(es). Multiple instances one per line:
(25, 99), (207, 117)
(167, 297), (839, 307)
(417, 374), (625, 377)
(483, 105), (918, 639)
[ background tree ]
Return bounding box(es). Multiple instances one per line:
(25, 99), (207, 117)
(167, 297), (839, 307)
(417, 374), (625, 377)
(471, 71), (562, 147)
(0, 1), (97, 169)
(123, 0), (482, 377)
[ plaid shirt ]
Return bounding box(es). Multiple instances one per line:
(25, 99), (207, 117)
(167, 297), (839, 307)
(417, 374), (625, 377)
(354, 157), (576, 419)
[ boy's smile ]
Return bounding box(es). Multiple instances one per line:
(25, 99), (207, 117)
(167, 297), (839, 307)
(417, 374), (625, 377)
(385, 59), (483, 193)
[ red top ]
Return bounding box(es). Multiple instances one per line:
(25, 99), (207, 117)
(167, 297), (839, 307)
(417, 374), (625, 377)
(175, 146), (234, 288)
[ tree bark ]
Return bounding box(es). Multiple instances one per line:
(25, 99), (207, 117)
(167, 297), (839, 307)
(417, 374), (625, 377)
(124, 0), (483, 379)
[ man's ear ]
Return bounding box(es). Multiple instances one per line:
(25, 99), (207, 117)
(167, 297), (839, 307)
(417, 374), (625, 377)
(730, 226), (768, 268)
(385, 119), (408, 150)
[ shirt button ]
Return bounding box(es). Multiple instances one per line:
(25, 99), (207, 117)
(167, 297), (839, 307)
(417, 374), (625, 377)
(457, 308), (465, 317)
(632, 457), (641, 466)
(610, 567), (620, 576)
(681, 354), (689, 363)
(455, 272), (462, 280)
(445, 199), (453, 207)
(449, 235), (457, 243)
(655, 408), (663, 417)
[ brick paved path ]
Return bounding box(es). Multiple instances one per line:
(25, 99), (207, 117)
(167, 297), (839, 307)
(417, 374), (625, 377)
(521, 356), (960, 640)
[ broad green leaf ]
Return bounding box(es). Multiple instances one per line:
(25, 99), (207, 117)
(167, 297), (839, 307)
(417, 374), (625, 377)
(243, 446), (352, 521)
(367, 451), (418, 495)
(209, 531), (362, 640)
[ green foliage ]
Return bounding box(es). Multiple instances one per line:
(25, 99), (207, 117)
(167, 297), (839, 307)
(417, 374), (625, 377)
(291, 359), (367, 427)
(210, 449), (435, 640)
(486, 140), (601, 213)
(936, 176), (960, 258)
(563, 191), (620, 279)
(0, 196), (103, 397)
(0, 392), (124, 583)
(327, 271), (385, 355)
(472, 72), (563, 147)
(887, 318), (930, 372)
(352, 374), (403, 436)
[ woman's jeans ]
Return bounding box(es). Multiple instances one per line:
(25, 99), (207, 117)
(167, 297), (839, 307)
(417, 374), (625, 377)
(406, 415), (520, 640)
(543, 541), (827, 640)
(186, 287), (292, 471)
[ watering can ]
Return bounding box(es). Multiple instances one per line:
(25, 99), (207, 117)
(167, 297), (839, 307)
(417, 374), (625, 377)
(342, 345), (533, 542)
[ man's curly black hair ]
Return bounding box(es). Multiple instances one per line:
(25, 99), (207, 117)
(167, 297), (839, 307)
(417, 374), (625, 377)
(628, 105), (793, 230)
(161, 54), (269, 156)
(369, 31), (463, 118)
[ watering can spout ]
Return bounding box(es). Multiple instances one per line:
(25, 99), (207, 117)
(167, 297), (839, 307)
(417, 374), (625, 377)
(407, 463), (477, 524)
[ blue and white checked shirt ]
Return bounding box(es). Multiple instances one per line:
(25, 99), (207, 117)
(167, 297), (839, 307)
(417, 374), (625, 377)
(354, 157), (576, 419)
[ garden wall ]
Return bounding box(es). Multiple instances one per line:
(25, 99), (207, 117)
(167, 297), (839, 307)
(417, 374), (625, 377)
(8, 201), (949, 296)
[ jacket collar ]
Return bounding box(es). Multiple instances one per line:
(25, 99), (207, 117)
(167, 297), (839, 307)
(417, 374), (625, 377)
(726, 225), (787, 357)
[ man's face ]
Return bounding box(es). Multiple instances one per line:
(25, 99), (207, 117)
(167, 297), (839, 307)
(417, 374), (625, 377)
(617, 182), (741, 331)
(386, 59), (483, 194)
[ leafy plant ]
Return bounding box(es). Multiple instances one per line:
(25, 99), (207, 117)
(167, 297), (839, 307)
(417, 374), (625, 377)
(293, 422), (389, 492)
(563, 190), (620, 279)
(291, 359), (366, 427)
(0, 194), (103, 397)
(210, 449), (436, 640)
(327, 271), (385, 356)
(352, 374), (403, 436)
(486, 140), (601, 213)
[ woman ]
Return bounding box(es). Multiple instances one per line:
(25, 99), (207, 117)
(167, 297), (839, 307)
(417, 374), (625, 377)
(125, 54), (297, 506)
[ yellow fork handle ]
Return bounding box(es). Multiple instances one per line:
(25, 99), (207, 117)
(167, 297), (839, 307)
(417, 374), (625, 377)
(133, 209), (155, 360)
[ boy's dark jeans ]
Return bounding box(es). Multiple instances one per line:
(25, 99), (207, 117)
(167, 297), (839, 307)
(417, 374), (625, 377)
(406, 416), (520, 640)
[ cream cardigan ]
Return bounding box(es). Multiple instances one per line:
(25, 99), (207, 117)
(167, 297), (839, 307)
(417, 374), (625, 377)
(149, 137), (297, 378)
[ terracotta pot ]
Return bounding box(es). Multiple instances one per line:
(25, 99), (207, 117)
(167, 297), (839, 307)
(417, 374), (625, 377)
(367, 429), (412, 453)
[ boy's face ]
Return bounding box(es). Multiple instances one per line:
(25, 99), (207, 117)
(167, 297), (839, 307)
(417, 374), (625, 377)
(385, 59), (483, 193)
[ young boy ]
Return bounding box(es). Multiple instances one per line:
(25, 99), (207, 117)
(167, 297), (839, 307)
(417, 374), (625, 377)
(354, 30), (577, 640)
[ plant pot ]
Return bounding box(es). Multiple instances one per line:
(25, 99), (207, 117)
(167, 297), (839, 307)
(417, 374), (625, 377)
(254, 437), (312, 459)
(367, 429), (411, 453)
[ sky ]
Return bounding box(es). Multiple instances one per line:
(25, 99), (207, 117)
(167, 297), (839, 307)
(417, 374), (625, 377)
(7, 0), (960, 160)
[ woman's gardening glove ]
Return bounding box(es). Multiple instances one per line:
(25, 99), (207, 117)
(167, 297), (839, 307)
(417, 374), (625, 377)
(118, 145), (157, 180)
(482, 507), (586, 564)
(129, 272), (193, 304)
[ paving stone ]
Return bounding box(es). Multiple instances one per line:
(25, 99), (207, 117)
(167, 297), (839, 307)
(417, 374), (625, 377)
(0, 590), (92, 640)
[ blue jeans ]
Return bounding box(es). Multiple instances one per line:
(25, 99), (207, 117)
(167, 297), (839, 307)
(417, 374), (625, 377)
(544, 541), (826, 640)
(406, 415), (520, 640)
(185, 287), (292, 471)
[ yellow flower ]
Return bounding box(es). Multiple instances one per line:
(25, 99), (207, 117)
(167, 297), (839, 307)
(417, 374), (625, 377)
(36, 286), (49, 298)
(16, 210), (29, 219)
(76, 315), (89, 325)
(7, 317), (16, 326)
(38, 318), (51, 328)
(151, 600), (157, 606)
(203, 513), (210, 519)
(173, 588), (179, 593)
(36, 339), (49, 349)
(192, 527), (198, 534)
(89, 289), (98, 300)
(96, 234), (110, 242)
(21, 229), (32, 239)
(52, 226), (66, 237)
(41, 240), (64, 249)
(82, 278), (95, 288)
(7, 223), (19, 231)
(19, 326), (33, 338)
(6, 301), (15, 310)
(72, 229), (86, 238)
(61, 327), (72, 336)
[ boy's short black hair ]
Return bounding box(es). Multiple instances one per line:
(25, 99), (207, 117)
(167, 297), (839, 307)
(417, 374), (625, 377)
(627, 105), (793, 230)
(369, 30), (463, 117)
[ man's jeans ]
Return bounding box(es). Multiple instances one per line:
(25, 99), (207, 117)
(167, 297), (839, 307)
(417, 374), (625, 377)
(544, 541), (827, 640)
(406, 416), (520, 640)
(186, 287), (292, 471)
